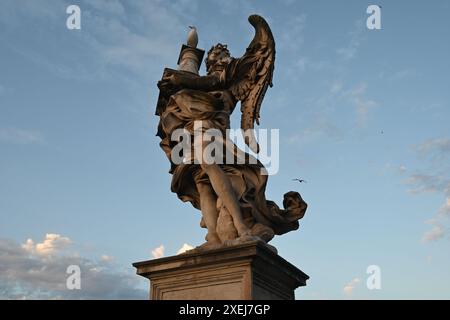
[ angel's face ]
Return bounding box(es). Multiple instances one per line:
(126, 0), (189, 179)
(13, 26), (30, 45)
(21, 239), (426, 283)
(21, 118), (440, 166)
(206, 48), (230, 73)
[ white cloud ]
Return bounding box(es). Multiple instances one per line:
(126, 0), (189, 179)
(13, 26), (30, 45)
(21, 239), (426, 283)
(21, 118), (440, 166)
(277, 13), (308, 76)
(415, 138), (450, 157)
(209, 0), (254, 17)
(287, 76), (378, 148)
(295, 56), (309, 72)
(406, 173), (447, 195)
(177, 243), (194, 255)
(343, 278), (360, 296)
(439, 198), (450, 217)
(337, 20), (365, 61)
(422, 198), (450, 242)
(0, 0), (184, 79)
(404, 138), (450, 242)
(22, 233), (71, 256)
(345, 83), (377, 127)
(407, 174), (450, 242)
(36, 234), (71, 255)
(86, 0), (125, 16)
(151, 245), (165, 259)
(330, 80), (343, 94)
(84, 10), (179, 73)
(100, 255), (114, 263)
(21, 239), (35, 252)
(0, 0), (58, 27)
(388, 68), (417, 82)
(383, 163), (408, 175)
(1, 237), (146, 299)
(279, 14), (306, 52)
(422, 223), (445, 242)
(0, 128), (44, 144)
(289, 116), (343, 145)
(279, 0), (296, 5)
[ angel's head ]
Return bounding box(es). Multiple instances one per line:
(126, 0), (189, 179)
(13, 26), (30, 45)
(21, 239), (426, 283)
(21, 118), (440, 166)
(205, 43), (231, 74)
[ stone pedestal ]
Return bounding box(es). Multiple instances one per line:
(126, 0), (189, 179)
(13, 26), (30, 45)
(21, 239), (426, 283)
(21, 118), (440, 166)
(132, 241), (309, 300)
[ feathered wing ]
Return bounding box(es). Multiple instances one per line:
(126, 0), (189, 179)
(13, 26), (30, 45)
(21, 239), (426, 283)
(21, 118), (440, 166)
(229, 15), (275, 153)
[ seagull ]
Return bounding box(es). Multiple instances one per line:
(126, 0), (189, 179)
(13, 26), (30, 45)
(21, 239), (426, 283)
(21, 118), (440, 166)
(187, 26), (198, 48)
(293, 178), (307, 183)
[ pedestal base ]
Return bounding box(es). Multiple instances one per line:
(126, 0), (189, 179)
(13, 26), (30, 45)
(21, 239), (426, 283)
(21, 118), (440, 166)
(133, 241), (309, 300)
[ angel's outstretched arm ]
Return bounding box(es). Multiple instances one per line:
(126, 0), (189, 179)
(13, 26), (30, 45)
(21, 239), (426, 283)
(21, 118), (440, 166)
(162, 72), (223, 91)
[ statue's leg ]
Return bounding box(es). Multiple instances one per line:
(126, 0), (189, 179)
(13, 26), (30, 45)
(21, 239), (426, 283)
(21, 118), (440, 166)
(196, 181), (221, 244)
(201, 163), (251, 237)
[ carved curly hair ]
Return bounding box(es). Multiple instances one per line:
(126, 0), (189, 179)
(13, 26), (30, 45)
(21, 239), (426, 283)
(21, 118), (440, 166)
(205, 43), (231, 71)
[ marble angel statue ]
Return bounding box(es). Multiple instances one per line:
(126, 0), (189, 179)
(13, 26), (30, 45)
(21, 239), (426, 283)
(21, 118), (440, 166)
(155, 15), (307, 251)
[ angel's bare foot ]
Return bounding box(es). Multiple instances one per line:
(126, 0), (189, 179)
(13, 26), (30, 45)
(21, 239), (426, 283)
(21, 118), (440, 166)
(197, 238), (222, 251)
(205, 232), (221, 244)
(192, 231), (222, 251)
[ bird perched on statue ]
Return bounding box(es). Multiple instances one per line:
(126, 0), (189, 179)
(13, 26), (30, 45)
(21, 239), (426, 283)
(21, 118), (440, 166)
(187, 26), (198, 48)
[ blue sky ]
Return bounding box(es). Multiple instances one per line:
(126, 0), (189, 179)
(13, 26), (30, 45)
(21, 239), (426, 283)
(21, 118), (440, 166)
(0, 0), (449, 299)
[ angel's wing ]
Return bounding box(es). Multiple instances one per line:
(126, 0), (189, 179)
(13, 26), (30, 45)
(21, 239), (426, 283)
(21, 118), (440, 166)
(228, 15), (275, 153)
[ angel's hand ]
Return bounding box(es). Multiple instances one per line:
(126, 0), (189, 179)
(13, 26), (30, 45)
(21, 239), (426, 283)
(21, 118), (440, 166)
(161, 73), (181, 86)
(158, 74), (179, 93)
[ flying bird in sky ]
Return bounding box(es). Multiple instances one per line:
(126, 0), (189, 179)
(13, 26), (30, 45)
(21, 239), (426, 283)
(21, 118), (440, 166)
(293, 178), (307, 183)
